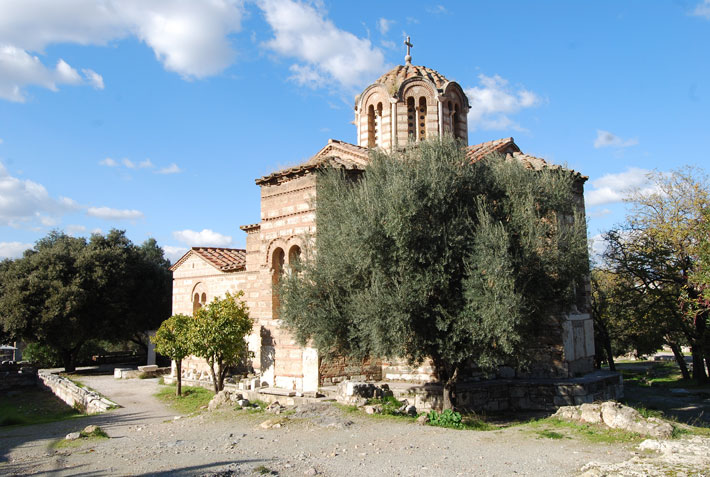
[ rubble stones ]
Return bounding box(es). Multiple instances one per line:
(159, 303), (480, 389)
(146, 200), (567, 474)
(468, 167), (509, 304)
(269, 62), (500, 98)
(266, 401), (285, 414)
(335, 381), (393, 405)
(364, 405), (382, 415)
(65, 432), (81, 440)
(554, 401), (674, 439)
(416, 414), (430, 425)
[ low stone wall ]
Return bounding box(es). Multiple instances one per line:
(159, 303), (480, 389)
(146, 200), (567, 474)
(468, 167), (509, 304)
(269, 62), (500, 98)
(37, 370), (118, 414)
(319, 357), (382, 385)
(0, 364), (37, 391)
(403, 370), (623, 412)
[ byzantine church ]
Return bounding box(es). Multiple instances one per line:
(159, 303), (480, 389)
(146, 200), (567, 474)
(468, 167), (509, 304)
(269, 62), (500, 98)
(170, 44), (597, 395)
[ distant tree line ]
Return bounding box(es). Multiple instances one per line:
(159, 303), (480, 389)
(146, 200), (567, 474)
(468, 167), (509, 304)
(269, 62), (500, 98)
(591, 167), (710, 384)
(0, 230), (172, 372)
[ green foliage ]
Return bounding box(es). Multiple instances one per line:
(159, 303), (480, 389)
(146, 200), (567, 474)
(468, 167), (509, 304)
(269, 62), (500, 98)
(601, 167), (710, 383)
(0, 388), (84, 427)
(278, 137), (588, 407)
(427, 409), (464, 429)
(152, 313), (192, 395)
(189, 291), (253, 393)
(366, 396), (404, 415)
(155, 385), (214, 414)
(22, 342), (63, 368)
(527, 417), (643, 444)
(536, 429), (564, 439)
(0, 230), (172, 372)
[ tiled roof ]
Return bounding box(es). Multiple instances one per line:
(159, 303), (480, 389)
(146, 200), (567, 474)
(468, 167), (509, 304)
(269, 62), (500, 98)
(255, 139), (369, 185)
(375, 64), (449, 92)
(256, 137), (584, 186)
(170, 247), (246, 272)
(239, 223), (260, 232)
(466, 137), (521, 162)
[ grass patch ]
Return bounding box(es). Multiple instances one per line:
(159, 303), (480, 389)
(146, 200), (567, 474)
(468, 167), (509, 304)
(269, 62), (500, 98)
(536, 429), (565, 439)
(53, 426), (109, 449)
(333, 403), (360, 414)
(0, 388), (85, 427)
(254, 465), (276, 475)
(155, 385), (214, 414)
(526, 417), (642, 444)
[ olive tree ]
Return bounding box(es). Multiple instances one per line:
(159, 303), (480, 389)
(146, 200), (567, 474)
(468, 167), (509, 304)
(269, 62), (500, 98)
(278, 138), (588, 409)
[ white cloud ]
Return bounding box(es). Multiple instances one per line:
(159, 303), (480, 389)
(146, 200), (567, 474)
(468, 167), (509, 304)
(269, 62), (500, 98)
(0, 241), (33, 259)
(156, 163), (182, 174)
(593, 130), (638, 149)
(121, 158), (155, 169)
(0, 0), (244, 101)
(426, 5), (448, 14)
(588, 208), (612, 219)
(87, 206), (144, 220)
(589, 234), (607, 264)
(377, 18), (393, 35)
(693, 0), (710, 18)
(585, 167), (653, 207)
(65, 224), (87, 235)
(100, 157), (118, 167)
(82, 68), (104, 89)
(0, 162), (79, 227)
(0, 46), (83, 102)
(163, 245), (189, 263)
(259, 0), (386, 90)
(465, 74), (542, 131)
(173, 228), (232, 247)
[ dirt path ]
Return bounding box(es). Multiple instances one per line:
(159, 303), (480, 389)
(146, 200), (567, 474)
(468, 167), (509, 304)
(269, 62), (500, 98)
(1, 376), (642, 476)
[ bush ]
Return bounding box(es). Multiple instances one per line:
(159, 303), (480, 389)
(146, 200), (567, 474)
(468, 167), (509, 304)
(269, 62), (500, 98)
(428, 409), (464, 429)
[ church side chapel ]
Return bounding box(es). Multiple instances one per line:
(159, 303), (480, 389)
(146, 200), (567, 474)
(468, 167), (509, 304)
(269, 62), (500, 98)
(170, 40), (622, 410)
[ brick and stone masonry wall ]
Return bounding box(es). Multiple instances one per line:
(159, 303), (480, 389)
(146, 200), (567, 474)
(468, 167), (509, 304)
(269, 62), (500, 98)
(402, 370), (623, 412)
(37, 370), (117, 414)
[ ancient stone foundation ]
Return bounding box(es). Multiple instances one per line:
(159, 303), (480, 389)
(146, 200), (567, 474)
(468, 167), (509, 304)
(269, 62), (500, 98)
(403, 370), (623, 412)
(38, 370), (118, 414)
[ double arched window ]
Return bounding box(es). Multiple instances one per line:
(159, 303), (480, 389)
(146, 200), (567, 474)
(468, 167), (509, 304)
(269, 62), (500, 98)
(367, 102), (383, 148)
(407, 96), (428, 142)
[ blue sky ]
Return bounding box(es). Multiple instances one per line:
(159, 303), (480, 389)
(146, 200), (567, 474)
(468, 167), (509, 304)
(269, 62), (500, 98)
(1, 0), (709, 263)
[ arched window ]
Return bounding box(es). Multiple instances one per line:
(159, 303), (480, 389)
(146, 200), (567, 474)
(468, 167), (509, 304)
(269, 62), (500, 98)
(367, 105), (376, 148)
(453, 103), (461, 140)
(418, 97), (427, 141)
(375, 102), (383, 147)
(288, 245), (302, 274)
(272, 247), (285, 318)
(201, 293), (207, 305)
(407, 97), (416, 140)
(193, 293), (201, 315)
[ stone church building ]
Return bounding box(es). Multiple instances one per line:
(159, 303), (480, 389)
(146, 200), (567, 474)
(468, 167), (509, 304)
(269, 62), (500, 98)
(170, 51), (602, 400)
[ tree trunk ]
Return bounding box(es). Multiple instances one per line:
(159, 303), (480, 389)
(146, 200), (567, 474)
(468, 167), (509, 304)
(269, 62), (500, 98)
(603, 338), (616, 372)
(216, 358), (226, 392)
(208, 359), (219, 394)
(668, 341), (691, 380)
(176, 360), (182, 397)
(441, 365), (459, 411)
(62, 349), (76, 373)
(691, 344), (708, 385)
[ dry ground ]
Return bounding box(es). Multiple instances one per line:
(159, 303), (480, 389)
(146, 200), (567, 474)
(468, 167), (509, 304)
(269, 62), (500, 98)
(1, 372), (708, 476)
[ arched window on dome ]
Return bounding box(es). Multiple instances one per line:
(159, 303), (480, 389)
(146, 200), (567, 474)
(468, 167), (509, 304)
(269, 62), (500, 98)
(375, 102), (383, 147)
(418, 97), (427, 141)
(407, 97), (416, 141)
(453, 103), (461, 140)
(367, 105), (377, 148)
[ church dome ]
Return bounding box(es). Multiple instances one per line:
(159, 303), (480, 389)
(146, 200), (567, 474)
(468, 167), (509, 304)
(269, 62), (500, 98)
(374, 64), (450, 94)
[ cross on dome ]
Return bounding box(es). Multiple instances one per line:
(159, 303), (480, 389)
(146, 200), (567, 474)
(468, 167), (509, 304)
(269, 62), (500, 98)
(404, 36), (413, 65)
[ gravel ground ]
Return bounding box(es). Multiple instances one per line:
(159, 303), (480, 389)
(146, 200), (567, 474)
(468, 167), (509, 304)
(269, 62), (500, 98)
(0, 376), (690, 476)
